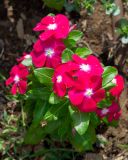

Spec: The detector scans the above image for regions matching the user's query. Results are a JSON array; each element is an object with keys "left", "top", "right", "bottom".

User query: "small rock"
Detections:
[
  {"left": 16, "top": 18, "right": 24, "bottom": 39},
  {"left": 20, "top": 13, "right": 27, "bottom": 20}
]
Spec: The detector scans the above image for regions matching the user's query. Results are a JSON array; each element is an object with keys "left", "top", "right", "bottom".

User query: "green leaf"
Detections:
[
  {"left": 76, "top": 47, "right": 92, "bottom": 58},
  {"left": 64, "top": 0, "right": 80, "bottom": 12},
  {"left": 64, "top": 30, "right": 83, "bottom": 48},
  {"left": 103, "top": 81, "right": 116, "bottom": 90},
  {"left": 34, "top": 68, "right": 54, "bottom": 86},
  {"left": 70, "top": 125, "right": 96, "bottom": 152},
  {"left": 62, "top": 48, "right": 74, "bottom": 63},
  {"left": 22, "top": 57, "right": 32, "bottom": 66},
  {"left": 44, "top": 101, "right": 68, "bottom": 121},
  {"left": 90, "top": 112, "right": 100, "bottom": 128},
  {"left": 49, "top": 92, "right": 63, "bottom": 104},
  {"left": 98, "top": 98, "right": 112, "bottom": 109},
  {"left": 28, "top": 87, "right": 51, "bottom": 101},
  {"left": 58, "top": 118, "right": 70, "bottom": 140},
  {"left": 69, "top": 106, "right": 90, "bottom": 135},
  {"left": 44, "top": 120, "right": 61, "bottom": 134},
  {"left": 102, "top": 66, "right": 118, "bottom": 87},
  {"left": 64, "top": 38, "right": 76, "bottom": 48},
  {"left": 33, "top": 101, "right": 50, "bottom": 125},
  {"left": 113, "top": 6, "right": 120, "bottom": 16},
  {"left": 68, "top": 30, "right": 83, "bottom": 42},
  {"left": 43, "top": 0, "right": 64, "bottom": 11},
  {"left": 23, "top": 98, "right": 35, "bottom": 115},
  {"left": 24, "top": 124, "right": 45, "bottom": 144}
]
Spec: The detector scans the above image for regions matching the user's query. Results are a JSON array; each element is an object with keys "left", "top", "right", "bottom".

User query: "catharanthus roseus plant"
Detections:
[{"left": 6, "top": 14, "right": 124, "bottom": 152}]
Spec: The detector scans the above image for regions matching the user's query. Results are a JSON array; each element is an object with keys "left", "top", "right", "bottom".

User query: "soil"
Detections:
[{"left": 0, "top": 0, "right": 128, "bottom": 159}]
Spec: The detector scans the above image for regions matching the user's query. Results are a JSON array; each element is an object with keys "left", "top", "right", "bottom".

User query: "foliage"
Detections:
[
  {"left": 5, "top": 14, "right": 124, "bottom": 154},
  {"left": 116, "top": 18, "right": 128, "bottom": 44},
  {"left": 42, "top": 0, "right": 120, "bottom": 16}
]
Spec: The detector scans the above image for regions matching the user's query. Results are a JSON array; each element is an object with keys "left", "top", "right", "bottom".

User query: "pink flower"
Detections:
[
  {"left": 17, "top": 52, "right": 32, "bottom": 62},
  {"left": 68, "top": 75, "right": 105, "bottom": 112},
  {"left": 33, "top": 14, "right": 70, "bottom": 40},
  {"left": 6, "top": 64, "right": 29, "bottom": 95},
  {"left": 110, "top": 75, "right": 124, "bottom": 97},
  {"left": 52, "top": 62, "right": 75, "bottom": 97},
  {"left": 31, "top": 38, "right": 65, "bottom": 68},
  {"left": 72, "top": 54, "right": 103, "bottom": 77},
  {"left": 96, "top": 102, "right": 121, "bottom": 122}
]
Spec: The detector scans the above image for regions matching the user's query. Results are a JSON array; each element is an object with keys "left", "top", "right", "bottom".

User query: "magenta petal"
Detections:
[
  {"left": 108, "top": 114, "right": 113, "bottom": 122},
  {"left": 31, "top": 51, "right": 46, "bottom": 68},
  {"left": 19, "top": 80, "right": 27, "bottom": 94},
  {"left": 33, "top": 23, "right": 46, "bottom": 31},
  {"left": 50, "top": 56, "right": 61, "bottom": 68},
  {"left": 78, "top": 98, "right": 97, "bottom": 112},
  {"left": 54, "top": 83, "right": 66, "bottom": 97},
  {"left": 39, "top": 30, "right": 54, "bottom": 41},
  {"left": 68, "top": 89, "right": 84, "bottom": 105},
  {"left": 41, "top": 16, "right": 55, "bottom": 25},
  {"left": 45, "top": 58, "right": 52, "bottom": 68},
  {"left": 34, "top": 39, "right": 43, "bottom": 53},
  {"left": 69, "top": 24, "right": 77, "bottom": 32},
  {"left": 92, "top": 89, "right": 105, "bottom": 103},
  {"left": 55, "top": 14, "right": 70, "bottom": 39},
  {"left": 6, "top": 77, "right": 14, "bottom": 86},
  {"left": 87, "top": 55, "right": 103, "bottom": 75},
  {"left": 109, "top": 103, "right": 119, "bottom": 113},
  {"left": 110, "top": 75, "right": 124, "bottom": 97},
  {"left": 114, "top": 110, "right": 121, "bottom": 120},
  {"left": 11, "top": 83, "right": 17, "bottom": 95},
  {"left": 72, "top": 54, "right": 84, "bottom": 64}
]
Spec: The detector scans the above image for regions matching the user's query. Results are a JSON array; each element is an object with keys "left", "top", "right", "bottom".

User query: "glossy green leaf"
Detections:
[
  {"left": 68, "top": 30, "right": 83, "bottom": 42},
  {"left": 44, "top": 120, "right": 61, "bottom": 134},
  {"left": 69, "top": 106, "right": 90, "bottom": 135},
  {"left": 70, "top": 125, "right": 96, "bottom": 152},
  {"left": 62, "top": 48, "right": 74, "bottom": 63},
  {"left": 22, "top": 57, "right": 32, "bottom": 66},
  {"left": 49, "top": 92, "right": 63, "bottom": 104},
  {"left": 24, "top": 124, "right": 45, "bottom": 144},
  {"left": 102, "top": 66, "right": 118, "bottom": 87},
  {"left": 98, "top": 98, "right": 112, "bottom": 109},
  {"left": 28, "top": 87, "right": 51, "bottom": 101},
  {"left": 44, "top": 101, "right": 68, "bottom": 121},
  {"left": 64, "top": 38, "right": 76, "bottom": 48},
  {"left": 76, "top": 47, "right": 92, "bottom": 58},
  {"left": 43, "top": 0, "right": 64, "bottom": 11},
  {"left": 33, "top": 101, "right": 50, "bottom": 125},
  {"left": 103, "top": 81, "right": 116, "bottom": 90},
  {"left": 34, "top": 68, "right": 54, "bottom": 86},
  {"left": 90, "top": 112, "right": 100, "bottom": 128},
  {"left": 58, "top": 118, "right": 70, "bottom": 140}
]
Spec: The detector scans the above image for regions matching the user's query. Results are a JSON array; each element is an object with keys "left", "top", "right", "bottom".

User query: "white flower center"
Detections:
[
  {"left": 24, "top": 54, "right": 31, "bottom": 59},
  {"left": 45, "top": 48, "right": 54, "bottom": 58},
  {"left": 79, "top": 64, "right": 91, "bottom": 72},
  {"left": 101, "top": 108, "right": 109, "bottom": 115},
  {"left": 47, "top": 23, "right": 57, "bottom": 30},
  {"left": 112, "top": 78, "right": 117, "bottom": 84},
  {"left": 84, "top": 88, "right": 93, "bottom": 98},
  {"left": 14, "top": 75, "right": 20, "bottom": 83},
  {"left": 56, "top": 75, "right": 62, "bottom": 83}
]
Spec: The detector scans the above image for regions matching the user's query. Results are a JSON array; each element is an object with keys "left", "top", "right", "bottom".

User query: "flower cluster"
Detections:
[
  {"left": 6, "top": 64, "right": 29, "bottom": 94},
  {"left": 52, "top": 54, "right": 124, "bottom": 121},
  {"left": 6, "top": 14, "right": 125, "bottom": 151},
  {"left": 6, "top": 14, "right": 70, "bottom": 94}
]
